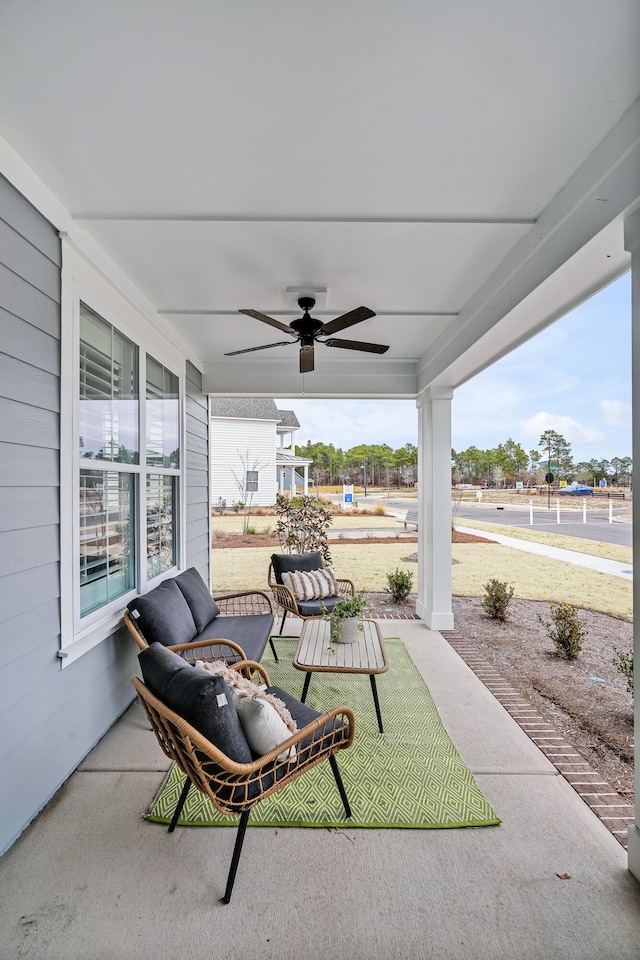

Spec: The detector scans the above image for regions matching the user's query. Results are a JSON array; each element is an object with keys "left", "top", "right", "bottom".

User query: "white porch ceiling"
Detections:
[{"left": 1, "top": 1, "right": 639, "bottom": 397}]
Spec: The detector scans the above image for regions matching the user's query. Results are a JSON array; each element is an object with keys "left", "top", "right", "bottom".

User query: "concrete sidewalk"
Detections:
[
  {"left": 455, "top": 524, "right": 634, "bottom": 580},
  {"left": 1, "top": 619, "right": 639, "bottom": 959}
]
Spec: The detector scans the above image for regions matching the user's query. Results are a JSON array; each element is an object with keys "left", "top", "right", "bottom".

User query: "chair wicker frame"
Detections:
[
  {"left": 124, "top": 588, "right": 277, "bottom": 664},
  {"left": 268, "top": 563, "right": 355, "bottom": 635},
  {"left": 132, "top": 660, "right": 355, "bottom": 903}
]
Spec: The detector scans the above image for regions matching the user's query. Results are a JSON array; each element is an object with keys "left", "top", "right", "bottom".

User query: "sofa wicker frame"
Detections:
[
  {"left": 132, "top": 659, "right": 355, "bottom": 904},
  {"left": 124, "top": 588, "right": 277, "bottom": 664}
]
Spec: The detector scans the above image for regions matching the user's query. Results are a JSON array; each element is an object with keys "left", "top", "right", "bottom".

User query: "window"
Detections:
[
  {"left": 246, "top": 470, "right": 259, "bottom": 492},
  {"left": 77, "top": 301, "right": 181, "bottom": 623},
  {"left": 146, "top": 357, "right": 180, "bottom": 578}
]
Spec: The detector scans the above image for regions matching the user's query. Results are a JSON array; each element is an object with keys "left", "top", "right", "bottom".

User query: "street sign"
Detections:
[{"left": 545, "top": 472, "right": 555, "bottom": 484}]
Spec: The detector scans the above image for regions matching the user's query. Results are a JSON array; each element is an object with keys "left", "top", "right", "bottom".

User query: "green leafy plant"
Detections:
[
  {"left": 245, "top": 525, "right": 256, "bottom": 535},
  {"left": 539, "top": 602, "right": 586, "bottom": 660},
  {"left": 386, "top": 567, "right": 414, "bottom": 602},
  {"left": 613, "top": 646, "right": 634, "bottom": 694},
  {"left": 275, "top": 494, "right": 333, "bottom": 565},
  {"left": 481, "top": 579, "right": 514, "bottom": 621},
  {"left": 322, "top": 592, "right": 371, "bottom": 644}
]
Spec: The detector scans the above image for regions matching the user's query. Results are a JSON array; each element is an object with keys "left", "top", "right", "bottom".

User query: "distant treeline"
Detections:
[
  {"left": 453, "top": 430, "right": 632, "bottom": 487},
  {"left": 295, "top": 441, "right": 418, "bottom": 487}
]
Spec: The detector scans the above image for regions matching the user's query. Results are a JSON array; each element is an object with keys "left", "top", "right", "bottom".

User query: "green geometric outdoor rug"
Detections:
[{"left": 147, "top": 638, "right": 500, "bottom": 830}]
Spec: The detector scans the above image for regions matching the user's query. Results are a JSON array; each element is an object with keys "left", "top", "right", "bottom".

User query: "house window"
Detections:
[
  {"left": 246, "top": 470, "right": 259, "bottom": 492},
  {"left": 77, "top": 301, "right": 181, "bottom": 621},
  {"left": 79, "top": 304, "right": 139, "bottom": 617}
]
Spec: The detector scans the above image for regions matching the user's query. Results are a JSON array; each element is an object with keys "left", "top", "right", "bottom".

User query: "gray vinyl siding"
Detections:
[
  {"left": 0, "top": 176, "right": 138, "bottom": 856},
  {"left": 185, "top": 361, "right": 210, "bottom": 582}
]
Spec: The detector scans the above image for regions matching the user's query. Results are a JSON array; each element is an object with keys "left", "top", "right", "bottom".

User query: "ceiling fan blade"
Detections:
[
  {"left": 224, "top": 340, "right": 293, "bottom": 357},
  {"left": 239, "top": 309, "right": 295, "bottom": 335},
  {"left": 299, "top": 344, "right": 314, "bottom": 373},
  {"left": 323, "top": 338, "right": 389, "bottom": 355},
  {"left": 321, "top": 306, "right": 376, "bottom": 336}
]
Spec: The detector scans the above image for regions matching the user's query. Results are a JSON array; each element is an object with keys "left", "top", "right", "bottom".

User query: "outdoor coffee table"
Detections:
[{"left": 293, "top": 618, "right": 389, "bottom": 733}]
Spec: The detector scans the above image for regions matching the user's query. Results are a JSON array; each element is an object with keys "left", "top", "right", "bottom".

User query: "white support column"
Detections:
[
  {"left": 625, "top": 208, "right": 640, "bottom": 880},
  {"left": 290, "top": 468, "right": 296, "bottom": 498},
  {"left": 415, "top": 386, "right": 454, "bottom": 630},
  {"left": 303, "top": 464, "right": 309, "bottom": 495}
]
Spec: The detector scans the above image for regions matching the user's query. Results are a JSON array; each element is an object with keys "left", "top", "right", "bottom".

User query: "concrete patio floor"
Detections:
[{"left": 1, "top": 620, "right": 639, "bottom": 960}]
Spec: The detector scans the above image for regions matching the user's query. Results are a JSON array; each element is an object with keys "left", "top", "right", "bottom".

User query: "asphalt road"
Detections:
[
  {"left": 453, "top": 503, "right": 632, "bottom": 548},
  {"left": 324, "top": 492, "right": 632, "bottom": 548}
]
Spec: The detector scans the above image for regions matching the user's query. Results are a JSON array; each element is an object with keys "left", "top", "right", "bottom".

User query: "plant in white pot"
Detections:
[{"left": 323, "top": 592, "right": 371, "bottom": 645}]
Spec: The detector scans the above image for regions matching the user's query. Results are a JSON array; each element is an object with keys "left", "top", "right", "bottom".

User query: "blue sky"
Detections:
[{"left": 278, "top": 271, "right": 631, "bottom": 463}]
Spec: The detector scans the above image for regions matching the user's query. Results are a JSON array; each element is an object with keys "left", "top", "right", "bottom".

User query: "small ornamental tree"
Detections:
[{"left": 275, "top": 494, "right": 333, "bottom": 565}]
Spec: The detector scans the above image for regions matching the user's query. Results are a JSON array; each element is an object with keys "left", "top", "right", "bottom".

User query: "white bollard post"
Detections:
[
  {"left": 529, "top": 499, "right": 533, "bottom": 525},
  {"left": 609, "top": 499, "right": 613, "bottom": 524},
  {"left": 556, "top": 498, "right": 560, "bottom": 524},
  {"left": 583, "top": 498, "right": 587, "bottom": 524}
]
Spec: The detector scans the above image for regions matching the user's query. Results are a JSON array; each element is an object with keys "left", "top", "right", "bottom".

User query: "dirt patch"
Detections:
[
  {"left": 452, "top": 596, "right": 634, "bottom": 801},
  {"left": 212, "top": 529, "right": 492, "bottom": 550}
]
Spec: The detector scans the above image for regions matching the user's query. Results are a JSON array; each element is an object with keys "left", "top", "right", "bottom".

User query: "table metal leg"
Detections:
[
  {"left": 370, "top": 674, "right": 383, "bottom": 733},
  {"left": 301, "top": 672, "right": 311, "bottom": 703}
]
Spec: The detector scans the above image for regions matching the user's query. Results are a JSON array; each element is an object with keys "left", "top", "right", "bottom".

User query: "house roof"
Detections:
[
  {"left": 210, "top": 398, "right": 282, "bottom": 421},
  {"left": 275, "top": 409, "right": 300, "bottom": 429}
]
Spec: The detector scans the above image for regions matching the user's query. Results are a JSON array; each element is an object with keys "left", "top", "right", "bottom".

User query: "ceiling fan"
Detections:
[{"left": 225, "top": 296, "right": 389, "bottom": 373}]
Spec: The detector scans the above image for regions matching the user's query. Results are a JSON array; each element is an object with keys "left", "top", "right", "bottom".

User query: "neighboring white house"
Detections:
[{"left": 210, "top": 399, "right": 312, "bottom": 507}]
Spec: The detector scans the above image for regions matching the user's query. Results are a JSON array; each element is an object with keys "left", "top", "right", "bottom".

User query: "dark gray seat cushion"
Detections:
[
  {"left": 295, "top": 596, "right": 339, "bottom": 617},
  {"left": 192, "top": 614, "right": 274, "bottom": 663},
  {"left": 174, "top": 567, "right": 220, "bottom": 632},
  {"left": 138, "top": 643, "right": 253, "bottom": 764},
  {"left": 267, "top": 685, "right": 352, "bottom": 759},
  {"left": 127, "top": 579, "right": 197, "bottom": 647},
  {"left": 271, "top": 551, "right": 323, "bottom": 584}
]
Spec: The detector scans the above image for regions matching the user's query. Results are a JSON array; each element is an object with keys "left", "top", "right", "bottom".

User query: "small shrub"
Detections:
[
  {"left": 481, "top": 579, "right": 514, "bottom": 621},
  {"left": 540, "top": 602, "right": 586, "bottom": 660},
  {"left": 245, "top": 525, "right": 256, "bottom": 535},
  {"left": 374, "top": 504, "right": 386, "bottom": 516},
  {"left": 262, "top": 524, "right": 272, "bottom": 535},
  {"left": 386, "top": 567, "right": 414, "bottom": 602},
  {"left": 613, "top": 646, "right": 634, "bottom": 694}
]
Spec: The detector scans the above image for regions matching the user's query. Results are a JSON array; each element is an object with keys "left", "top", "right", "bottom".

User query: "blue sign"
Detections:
[{"left": 344, "top": 493, "right": 353, "bottom": 502}]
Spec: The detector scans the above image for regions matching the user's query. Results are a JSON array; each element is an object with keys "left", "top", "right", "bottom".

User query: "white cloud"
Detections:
[
  {"left": 277, "top": 399, "right": 417, "bottom": 450},
  {"left": 600, "top": 398, "right": 630, "bottom": 427},
  {"left": 520, "top": 411, "right": 604, "bottom": 446}
]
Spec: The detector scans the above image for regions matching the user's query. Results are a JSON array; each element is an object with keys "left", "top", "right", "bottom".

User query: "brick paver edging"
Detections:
[{"left": 441, "top": 630, "right": 635, "bottom": 849}]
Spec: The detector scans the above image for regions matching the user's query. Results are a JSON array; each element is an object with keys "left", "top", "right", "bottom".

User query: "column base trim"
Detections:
[
  {"left": 628, "top": 825, "right": 640, "bottom": 882},
  {"left": 416, "top": 601, "right": 454, "bottom": 631}
]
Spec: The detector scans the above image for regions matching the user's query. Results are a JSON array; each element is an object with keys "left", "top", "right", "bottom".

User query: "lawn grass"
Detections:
[
  {"left": 211, "top": 513, "right": 397, "bottom": 534},
  {"left": 454, "top": 518, "right": 632, "bottom": 564},
  {"left": 213, "top": 539, "right": 632, "bottom": 619}
]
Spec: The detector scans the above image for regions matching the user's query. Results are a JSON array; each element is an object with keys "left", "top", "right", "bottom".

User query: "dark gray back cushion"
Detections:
[
  {"left": 271, "top": 551, "right": 323, "bottom": 584},
  {"left": 138, "top": 644, "right": 252, "bottom": 764},
  {"left": 127, "top": 578, "right": 197, "bottom": 647},
  {"left": 174, "top": 567, "right": 220, "bottom": 632}
]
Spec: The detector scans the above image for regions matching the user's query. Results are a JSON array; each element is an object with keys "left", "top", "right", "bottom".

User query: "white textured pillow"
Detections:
[
  {"left": 234, "top": 696, "right": 297, "bottom": 762},
  {"left": 282, "top": 568, "right": 338, "bottom": 601}
]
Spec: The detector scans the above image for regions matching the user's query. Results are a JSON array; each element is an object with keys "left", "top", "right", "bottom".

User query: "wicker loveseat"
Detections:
[
  {"left": 134, "top": 642, "right": 355, "bottom": 903},
  {"left": 124, "top": 566, "right": 277, "bottom": 664}
]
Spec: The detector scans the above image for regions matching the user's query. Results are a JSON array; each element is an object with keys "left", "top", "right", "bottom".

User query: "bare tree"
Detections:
[{"left": 230, "top": 448, "right": 268, "bottom": 534}]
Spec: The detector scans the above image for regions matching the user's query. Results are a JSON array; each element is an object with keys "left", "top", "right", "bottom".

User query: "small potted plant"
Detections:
[{"left": 323, "top": 591, "right": 370, "bottom": 644}]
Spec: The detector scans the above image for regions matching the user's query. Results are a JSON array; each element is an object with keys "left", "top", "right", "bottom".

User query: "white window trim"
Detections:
[{"left": 59, "top": 278, "right": 185, "bottom": 667}]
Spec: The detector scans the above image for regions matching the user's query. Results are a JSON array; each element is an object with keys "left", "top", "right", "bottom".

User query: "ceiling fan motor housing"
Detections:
[{"left": 290, "top": 297, "right": 323, "bottom": 342}]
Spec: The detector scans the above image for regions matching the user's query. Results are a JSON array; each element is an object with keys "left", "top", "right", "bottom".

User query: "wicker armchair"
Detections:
[
  {"left": 132, "top": 658, "right": 355, "bottom": 904},
  {"left": 268, "top": 551, "right": 355, "bottom": 635}
]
